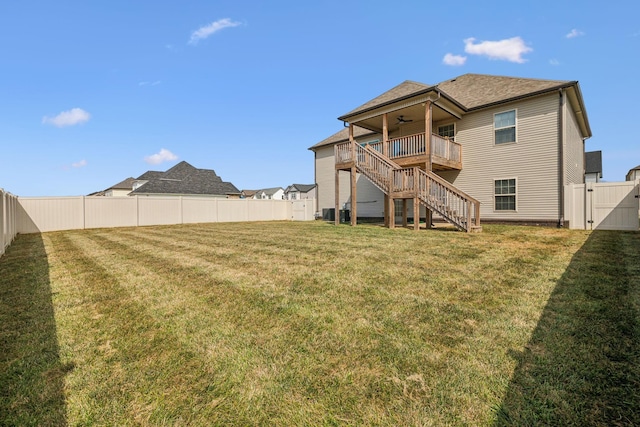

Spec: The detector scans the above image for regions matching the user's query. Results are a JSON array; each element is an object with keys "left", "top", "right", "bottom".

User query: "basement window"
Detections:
[
  {"left": 495, "top": 178, "right": 517, "bottom": 211},
  {"left": 494, "top": 110, "right": 516, "bottom": 144}
]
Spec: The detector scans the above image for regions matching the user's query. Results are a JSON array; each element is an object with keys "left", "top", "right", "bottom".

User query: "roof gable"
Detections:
[
  {"left": 340, "top": 80, "right": 430, "bottom": 119},
  {"left": 289, "top": 184, "right": 316, "bottom": 192}
]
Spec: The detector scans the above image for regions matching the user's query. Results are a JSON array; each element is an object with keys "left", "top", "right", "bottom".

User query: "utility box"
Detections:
[{"left": 322, "top": 208, "right": 350, "bottom": 223}]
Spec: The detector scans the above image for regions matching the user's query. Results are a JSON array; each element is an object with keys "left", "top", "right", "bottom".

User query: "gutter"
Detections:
[{"left": 558, "top": 89, "right": 565, "bottom": 228}]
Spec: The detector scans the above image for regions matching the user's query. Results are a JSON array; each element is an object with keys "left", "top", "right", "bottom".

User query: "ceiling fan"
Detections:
[{"left": 396, "top": 115, "right": 413, "bottom": 125}]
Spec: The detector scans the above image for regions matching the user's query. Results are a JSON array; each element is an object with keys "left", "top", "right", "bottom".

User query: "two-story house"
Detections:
[
  {"left": 284, "top": 184, "right": 317, "bottom": 200},
  {"left": 309, "top": 74, "right": 591, "bottom": 231}
]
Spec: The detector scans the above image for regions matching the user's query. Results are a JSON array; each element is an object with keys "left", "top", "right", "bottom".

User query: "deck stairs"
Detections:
[{"left": 339, "top": 142, "right": 481, "bottom": 232}]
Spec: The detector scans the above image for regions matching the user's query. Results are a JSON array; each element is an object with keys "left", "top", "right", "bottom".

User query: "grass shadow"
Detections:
[
  {"left": 495, "top": 230, "right": 640, "bottom": 425},
  {"left": 0, "top": 233, "right": 69, "bottom": 426}
]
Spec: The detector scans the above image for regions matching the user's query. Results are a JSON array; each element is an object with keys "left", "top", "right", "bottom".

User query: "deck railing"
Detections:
[
  {"left": 361, "top": 133, "right": 462, "bottom": 165},
  {"left": 388, "top": 166, "right": 480, "bottom": 231},
  {"left": 336, "top": 139, "right": 480, "bottom": 232}
]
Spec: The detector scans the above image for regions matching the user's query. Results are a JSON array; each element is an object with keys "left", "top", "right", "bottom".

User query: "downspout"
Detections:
[{"left": 557, "top": 89, "right": 564, "bottom": 228}]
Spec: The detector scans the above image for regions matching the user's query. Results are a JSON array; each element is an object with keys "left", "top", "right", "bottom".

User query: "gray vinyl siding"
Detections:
[
  {"left": 440, "top": 93, "right": 561, "bottom": 221},
  {"left": 563, "top": 93, "right": 585, "bottom": 185}
]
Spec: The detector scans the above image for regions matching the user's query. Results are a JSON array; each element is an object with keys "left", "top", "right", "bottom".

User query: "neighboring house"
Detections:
[
  {"left": 255, "top": 187, "right": 284, "bottom": 200},
  {"left": 585, "top": 151, "right": 603, "bottom": 183},
  {"left": 129, "top": 161, "right": 240, "bottom": 198},
  {"left": 88, "top": 177, "right": 136, "bottom": 197},
  {"left": 309, "top": 73, "right": 592, "bottom": 230},
  {"left": 284, "top": 184, "right": 317, "bottom": 200},
  {"left": 626, "top": 165, "right": 640, "bottom": 181},
  {"left": 105, "top": 177, "right": 136, "bottom": 197},
  {"left": 241, "top": 189, "right": 258, "bottom": 199}
]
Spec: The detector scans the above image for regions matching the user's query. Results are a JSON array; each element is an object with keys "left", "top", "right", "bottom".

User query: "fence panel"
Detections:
[
  {"left": 182, "top": 197, "right": 219, "bottom": 224},
  {"left": 138, "top": 197, "right": 182, "bottom": 226},
  {"left": 85, "top": 197, "right": 138, "bottom": 229},
  {"left": 1, "top": 189, "right": 19, "bottom": 257},
  {"left": 17, "top": 197, "right": 84, "bottom": 233},
  {"left": 16, "top": 196, "right": 315, "bottom": 234},
  {"left": 564, "top": 181, "right": 639, "bottom": 230}
]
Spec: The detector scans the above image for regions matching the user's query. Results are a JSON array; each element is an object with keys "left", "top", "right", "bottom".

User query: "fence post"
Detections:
[{"left": 1, "top": 190, "right": 5, "bottom": 255}]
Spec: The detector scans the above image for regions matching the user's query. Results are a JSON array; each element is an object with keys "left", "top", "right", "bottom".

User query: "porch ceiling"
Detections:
[{"left": 353, "top": 103, "right": 455, "bottom": 134}]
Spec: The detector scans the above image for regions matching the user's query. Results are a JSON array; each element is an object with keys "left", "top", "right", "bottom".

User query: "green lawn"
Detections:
[{"left": 1, "top": 221, "right": 638, "bottom": 426}]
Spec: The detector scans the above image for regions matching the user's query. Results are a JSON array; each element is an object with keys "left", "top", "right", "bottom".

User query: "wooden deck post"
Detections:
[
  {"left": 413, "top": 166, "right": 420, "bottom": 230},
  {"left": 382, "top": 113, "right": 389, "bottom": 157},
  {"left": 388, "top": 195, "right": 395, "bottom": 229},
  {"left": 351, "top": 166, "right": 357, "bottom": 226},
  {"left": 384, "top": 194, "right": 389, "bottom": 226},
  {"left": 334, "top": 168, "right": 340, "bottom": 226},
  {"left": 425, "top": 100, "right": 433, "bottom": 172},
  {"left": 349, "top": 124, "right": 357, "bottom": 226}
]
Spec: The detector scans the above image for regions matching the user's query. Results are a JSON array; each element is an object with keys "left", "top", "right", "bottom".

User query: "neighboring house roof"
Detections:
[
  {"left": 241, "top": 189, "right": 258, "bottom": 197},
  {"left": 137, "top": 170, "right": 163, "bottom": 180},
  {"left": 88, "top": 177, "right": 135, "bottom": 196},
  {"left": 130, "top": 161, "right": 240, "bottom": 196},
  {"left": 627, "top": 164, "right": 640, "bottom": 180},
  {"left": 110, "top": 177, "right": 136, "bottom": 190},
  {"left": 585, "top": 151, "right": 603, "bottom": 176},
  {"left": 287, "top": 184, "right": 316, "bottom": 192},
  {"left": 257, "top": 187, "right": 284, "bottom": 196}
]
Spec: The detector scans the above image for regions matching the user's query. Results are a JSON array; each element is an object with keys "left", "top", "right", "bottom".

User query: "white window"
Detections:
[
  {"left": 494, "top": 178, "right": 517, "bottom": 211},
  {"left": 290, "top": 192, "right": 297, "bottom": 200},
  {"left": 437, "top": 123, "right": 455, "bottom": 141},
  {"left": 494, "top": 110, "right": 516, "bottom": 144}
]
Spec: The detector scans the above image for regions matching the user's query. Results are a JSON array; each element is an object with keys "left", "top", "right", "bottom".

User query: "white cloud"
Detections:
[
  {"left": 443, "top": 53, "right": 467, "bottom": 66},
  {"left": 566, "top": 29, "right": 585, "bottom": 39},
  {"left": 189, "top": 18, "right": 241, "bottom": 45},
  {"left": 42, "top": 108, "right": 91, "bottom": 128},
  {"left": 139, "top": 81, "right": 161, "bottom": 86},
  {"left": 72, "top": 159, "right": 87, "bottom": 168},
  {"left": 144, "top": 148, "right": 178, "bottom": 165},
  {"left": 549, "top": 59, "right": 560, "bottom": 66},
  {"left": 463, "top": 36, "right": 532, "bottom": 63}
]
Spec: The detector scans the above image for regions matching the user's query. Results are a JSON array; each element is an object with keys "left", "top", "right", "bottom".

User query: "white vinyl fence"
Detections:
[
  {"left": 565, "top": 180, "right": 640, "bottom": 230},
  {"left": 1, "top": 189, "right": 19, "bottom": 257},
  {"left": 17, "top": 196, "right": 316, "bottom": 234}
]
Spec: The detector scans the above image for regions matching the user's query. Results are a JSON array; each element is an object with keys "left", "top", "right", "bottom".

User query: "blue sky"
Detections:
[{"left": 1, "top": 0, "right": 638, "bottom": 196}]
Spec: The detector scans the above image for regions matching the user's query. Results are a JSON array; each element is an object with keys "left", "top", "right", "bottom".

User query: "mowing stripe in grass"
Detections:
[
  {"left": 5, "top": 222, "right": 622, "bottom": 425},
  {"left": 47, "top": 232, "right": 251, "bottom": 425}
]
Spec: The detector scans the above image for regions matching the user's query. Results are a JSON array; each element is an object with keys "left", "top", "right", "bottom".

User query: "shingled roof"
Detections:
[
  {"left": 287, "top": 184, "right": 316, "bottom": 192},
  {"left": 339, "top": 74, "right": 574, "bottom": 120},
  {"left": 130, "top": 161, "right": 240, "bottom": 196},
  {"left": 309, "top": 126, "right": 376, "bottom": 150},
  {"left": 313, "top": 73, "right": 588, "bottom": 151},
  {"left": 585, "top": 151, "right": 603, "bottom": 175},
  {"left": 110, "top": 177, "right": 136, "bottom": 190},
  {"left": 437, "top": 74, "right": 572, "bottom": 110}
]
